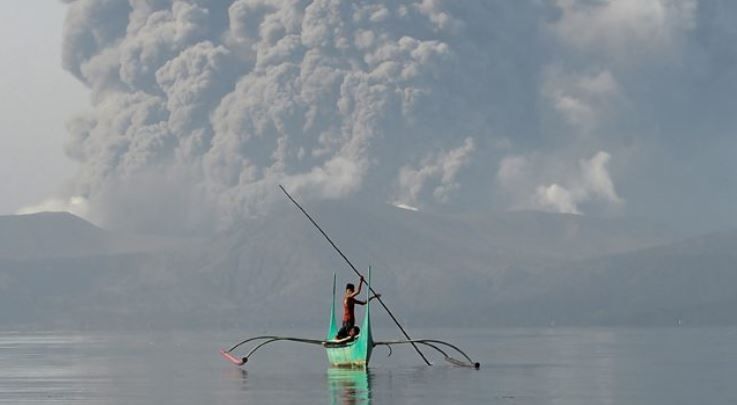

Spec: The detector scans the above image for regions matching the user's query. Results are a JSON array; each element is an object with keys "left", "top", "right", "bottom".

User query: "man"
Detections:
[{"left": 336, "top": 277, "right": 380, "bottom": 338}]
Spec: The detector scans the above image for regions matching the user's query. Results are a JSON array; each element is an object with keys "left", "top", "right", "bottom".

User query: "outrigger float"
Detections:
[{"left": 220, "top": 186, "right": 479, "bottom": 370}]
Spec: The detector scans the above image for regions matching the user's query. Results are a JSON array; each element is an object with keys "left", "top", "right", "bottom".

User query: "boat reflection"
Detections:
[{"left": 327, "top": 368, "right": 371, "bottom": 405}]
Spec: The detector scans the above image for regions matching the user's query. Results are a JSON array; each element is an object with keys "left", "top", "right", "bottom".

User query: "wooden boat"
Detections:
[
  {"left": 220, "top": 186, "right": 478, "bottom": 370},
  {"left": 324, "top": 271, "right": 373, "bottom": 368},
  {"left": 221, "top": 267, "right": 478, "bottom": 369}
]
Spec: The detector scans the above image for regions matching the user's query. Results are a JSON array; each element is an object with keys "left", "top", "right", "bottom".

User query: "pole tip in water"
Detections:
[{"left": 474, "top": 362, "right": 480, "bottom": 369}]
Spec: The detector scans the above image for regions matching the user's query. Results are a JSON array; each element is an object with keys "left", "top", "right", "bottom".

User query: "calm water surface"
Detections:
[{"left": 0, "top": 327, "right": 735, "bottom": 404}]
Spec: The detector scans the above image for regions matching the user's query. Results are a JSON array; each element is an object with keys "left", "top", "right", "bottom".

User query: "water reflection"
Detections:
[
  {"left": 327, "top": 368, "right": 371, "bottom": 405},
  {"left": 223, "top": 367, "right": 249, "bottom": 392},
  {"left": 3, "top": 329, "right": 735, "bottom": 404}
]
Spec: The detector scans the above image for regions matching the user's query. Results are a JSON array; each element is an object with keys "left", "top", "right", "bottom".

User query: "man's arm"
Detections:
[
  {"left": 348, "top": 277, "right": 364, "bottom": 298},
  {"left": 354, "top": 293, "right": 380, "bottom": 306}
]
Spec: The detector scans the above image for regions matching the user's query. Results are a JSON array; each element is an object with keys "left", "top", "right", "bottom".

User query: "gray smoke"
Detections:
[{"left": 58, "top": 0, "right": 737, "bottom": 234}]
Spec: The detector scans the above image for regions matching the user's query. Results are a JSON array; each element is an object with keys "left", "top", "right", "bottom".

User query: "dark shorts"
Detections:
[{"left": 336, "top": 320, "right": 354, "bottom": 338}]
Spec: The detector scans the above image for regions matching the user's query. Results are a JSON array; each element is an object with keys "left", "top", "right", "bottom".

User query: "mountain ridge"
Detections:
[{"left": 0, "top": 206, "right": 732, "bottom": 328}]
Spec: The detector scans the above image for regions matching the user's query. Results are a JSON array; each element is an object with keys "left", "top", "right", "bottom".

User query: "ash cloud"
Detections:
[
  {"left": 60, "top": 0, "right": 547, "bottom": 232},
  {"left": 57, "top": 0, "right": 737, "bottom": 233}
]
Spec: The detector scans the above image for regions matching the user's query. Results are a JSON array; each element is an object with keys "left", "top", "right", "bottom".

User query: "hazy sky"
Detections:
[
  {"left": 4, "top": 1, "right": 737, "bottom": 235},
  {"left": 0, "top": 2, "right": 87, "bottom": 215}
]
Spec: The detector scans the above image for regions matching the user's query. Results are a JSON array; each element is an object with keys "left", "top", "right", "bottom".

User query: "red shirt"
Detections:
[{"left": 343, "top": 296, "right": 356, "bottom": 323}]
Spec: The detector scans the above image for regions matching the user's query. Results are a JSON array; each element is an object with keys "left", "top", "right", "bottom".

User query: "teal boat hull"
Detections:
[{"left": 325, "top": 269, "right": 373, "bottom": 368}]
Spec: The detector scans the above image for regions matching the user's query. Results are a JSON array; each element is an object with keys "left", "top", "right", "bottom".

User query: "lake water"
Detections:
[{"left": 0, "top": 327, "right": 735, "bottom": 404}]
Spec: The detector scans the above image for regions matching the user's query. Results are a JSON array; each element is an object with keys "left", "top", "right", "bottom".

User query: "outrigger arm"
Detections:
[
  {"left": 221, "top": 336, "right": 480, "bottom": 369},
  {"left": 374, "top": 339, "right": 480, "bottom": 369},
  {"left": 220, "top": 336, "right": 325, "bottom": 366}
]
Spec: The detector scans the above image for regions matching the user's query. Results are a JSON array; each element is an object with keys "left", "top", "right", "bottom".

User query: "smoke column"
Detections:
[{"left": 61, "top": 0, "right": 724, "bottom": 233}]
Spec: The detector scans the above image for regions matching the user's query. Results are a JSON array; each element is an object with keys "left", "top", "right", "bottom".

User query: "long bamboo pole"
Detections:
[{"left": 278, "top": 185, "right": 432, "bottom": 366}]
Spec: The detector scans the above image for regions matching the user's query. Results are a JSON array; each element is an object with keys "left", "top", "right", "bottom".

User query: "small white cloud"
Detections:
[
  {"left": 394, "top": 137, "right": 475, "bottom": 209},
  {"left": 580, "top": 151, "right": 623, "bottom": 204},
  {"left": 16, "top": 196, "right": 90, "bottom": 219},
  {"left": 282, "top": 155, "right": 366, "bottom": 200},
  {"left": 551, "top": 0, "right": 697, "bottom": 61},
  {"left": 497, "top": 155, "right": 530, "bottom": 189},
  {"left": 393, "top": 202, "right": 419, "bottom": 212},
  {"left": 535, "top": 183, "right": 580, "bottom": 215},
  {"left": 544, "top": 69, "right": 623, "bottom": 134},
  {"left": 497, "top": 150, "right": 623, "bottom": 215}
]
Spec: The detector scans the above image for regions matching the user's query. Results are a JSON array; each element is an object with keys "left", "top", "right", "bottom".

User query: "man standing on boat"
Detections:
[{"left": 337, "top": 277, "right": 380, "bottom": 338}]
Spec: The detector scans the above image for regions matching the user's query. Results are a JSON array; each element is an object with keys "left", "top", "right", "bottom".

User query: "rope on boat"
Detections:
[{"left": 374, "top": 339, "right": 480, "bottom": 369}]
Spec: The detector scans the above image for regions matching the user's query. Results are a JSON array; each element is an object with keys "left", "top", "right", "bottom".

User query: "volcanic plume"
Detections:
[{"left": 59, "top": 0, "right": 733, "bottom": 234}]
